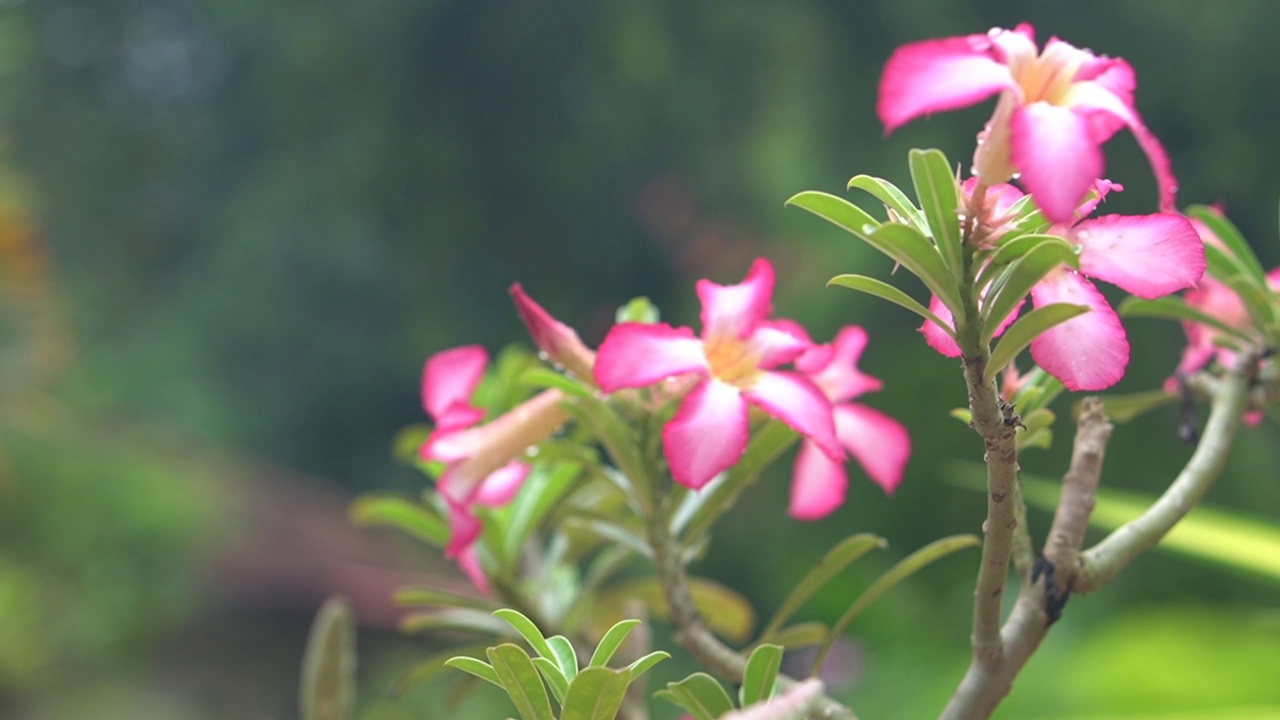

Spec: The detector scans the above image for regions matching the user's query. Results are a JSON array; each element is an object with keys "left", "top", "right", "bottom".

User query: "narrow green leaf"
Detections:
[
  {"left": 493, "top": 609, "right": 557, "bottom": 661},
  {"left": 349, "top": 494, "right": 448, "bottom": 547},
  {"left": 400, "top": 608, "right": 510, "bottom": 636},
  {"left": 1016, "top": 408, "right": 1056, "bottom": 452},
  {"left": 786, "top": 190, "right": 964, "bottom": 315},
  {"left": 518, "top": 366, "right": 593, "bottom": 398},
  {"left": 624, "top": 650, "right": 669, "bottom": 680},
  {"left": 985, "top": 304, "right": 1091, "bottom": 384},
  {"left": 759, "top": 533, "right": 887, "bottom": 642},
  {"left": 1081, "top": 388, "right": 1178, "bottom": 424},
  {"left": 562, "top": 515, "right": 653, "bottom": 559},
  {"left": 827, "top": 274, "right": 955, "bottom": 338},
  {"left": 1119, "top": 296, "right": 1257, "bottom": 342},
  {"left": 987, "top": 233, "right": 1078, "bottom": 267},
  {"left": 488, "top": 644, "right": 556, "bottom": 720},
  {"left": 616, "top": 296, "right": 660, "bottom": 324},
  {"left": 502, "top": 462, "right": 582, "bottom": 565},
  {"left": 816, "top": 535, "right": 980, "bottom": 673},
  {"left": 561, "top": 667, "right": 632, "bottom": 720},
  {"left": 588, "top": 619, "right": 640, "bottom": 668},
  {"left": 1187, "top": 205, "right": 1267, "bottom": 284},
  {"left": 444, "top": 656, "right": 502, "bottom": 688},
  {"left": 596, "top": 578, "right": 756, "bottom": 643},
  {"left": 1203, "top": 242, "right": 1244, "bottom": 284},
  {"left": 1223, "top": 273, "right": 1277, "bottom": 330},
  {"left": 847, "top": 174, "right": 927, "bottom": 231},
  {"left": 909, "top": 148, "right": 964, "bottom": 282},
  {"left": 392, "top": 586, "right": 490, "bottom": 610},
  {"left": 677, "top": 420, "right": 799, "bottom": 542},
  {"left": 300, "top": 597, "right": 356, "bottom": 720},
  {"left": 739, "top": 644, "right": 784, "bottom": 706},
  {"left": 765, "top": 622, "right": 828, "bottom": 649},
  {"left": 981, "top": 242, "right": 1080, "bottom": 343},
  {"left": 656, "top": 673, "right": 736, "bottom": 720},
  {"left": 531, "top": 656, "right": 569, "bottom": 705},
  {"left": 546, "top": 635, "right": 579, "bottom": 678}
]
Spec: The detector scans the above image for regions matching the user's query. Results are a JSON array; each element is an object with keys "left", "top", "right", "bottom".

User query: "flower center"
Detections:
[
  {"left": 704, "top": 334, "right": 763, "bottom": 387},
  {"left": 1016, "top": 45, "right": 1084, "bottom": 106}
]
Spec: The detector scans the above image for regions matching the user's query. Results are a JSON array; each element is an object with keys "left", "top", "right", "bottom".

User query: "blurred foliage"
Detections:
[{"left": 0, "top": 0, "right": 1278, "bottom": 718}]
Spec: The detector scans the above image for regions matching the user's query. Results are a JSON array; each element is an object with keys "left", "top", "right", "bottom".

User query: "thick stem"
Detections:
[
  {"left": 1042, "top": 397, "right": 1112, "bottom": 593},
  {"left": 1074, "top": 358, "right": 1253, "bottom": 593}
]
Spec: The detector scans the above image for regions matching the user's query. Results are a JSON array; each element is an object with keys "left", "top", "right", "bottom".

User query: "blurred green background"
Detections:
[{"left": 2, "top": 0, "right": 1279, "bottom": 718}]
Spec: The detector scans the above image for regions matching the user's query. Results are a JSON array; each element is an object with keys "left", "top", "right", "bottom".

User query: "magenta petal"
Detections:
[
  {"left": 751, "top": 320, "right": 813, "bottom": 368},
  {"left": 877, "top": 34, "right": 1014, "bottom": 132},
  {"left": 920, "top": 293, "right": 962, "bottom": 357},
  {"left": 1030, "top": 270, "right": 1129, "bottom": 391},
  {"left": 743, "top": 371, "right": 843, "bottom": 462},
  {"left": 835, "top": 403, "right": 911, "bottom": 495},
  {"left": 662, "top": 379, "right": 750, "bottom": 489},
  {"left": 472, "top": 460, "right": 530, "bottom": 507},
  {"left": 698, "top": 258, "right": 775, "bottom": 341},
  {"left": 422, "top": 345, "right": 488, "bottom": 429},
  {"left": 1075, "top": 213, "right": 1205, "bottom": 298},
  {"left": 510, "top": 283, "right": 596, "bottom": 381},
  {"left": 789, "top": 440, "right": 848, "bottom": 521},
  {"left": 455, "top": 545, "right": 490, "bottom": 594},
  {"left": 593, "top": 322, "right": 706, "bottom": 392},
  {"left": 444, "top": 501, "right": 482, "bottom": 559},
  {"left": 1011, "top": 103, "right": 1102, "bottom": 223},
  {"left": 802, "top": 326, "right": 883, "bottom": 403},
  {"left": 421, "top": 427, "right": 473, "bottom": 464}
]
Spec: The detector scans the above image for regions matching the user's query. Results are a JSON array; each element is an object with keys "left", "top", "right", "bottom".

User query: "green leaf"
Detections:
[
  {"left": 300, "top": 597, "right": 356, "bottom": 720},
  {"left": 909, "top": 148, "right": 964, "bottom": 282},
  {"left": 985, "top": 303, "right": 1091, "bottom": 385},
  {"left": 786, "top": 190, "right": 963, "bottom": 315},
  {"left": 487, "top": 644, "right": 556, "bottom": 720},
  {"left": 739, "top": 644, "right": 784, "bottom": 706},
  {"left": 532, "top": 656, "right": 570, "bottom": 704},
  {"left": 624, "top": 650, "right": 669, "bottom": 679},
  {"left": 503, "top": 462, "right": 583, "bottom": 566},
  {"left": 400, "top": 608, "right": 510, "bottom": 636},
  {"left": 1223, "top": 273, "right": 1277, "bottom": 330},
  {"left": 1187, "top": 205, "right": 1267, "bottom": 284},
  {"left": 759, "top": 533, "right": 887, "bottom": 642},
  {"left": 827, "top": 274, "right": 955, "bottom": 337},
  {"left": 616, "top": 296, "right": 660, "bottom": 324},
  {"left": 847, "top": 174, "right": 927, "bottom": 231},
  {"left": 561, "top": 667, "right": 632, "bottom": 720},
  {"left": 1118, "top": 296, "right": 1257, "bottom": 342},
  {"left": 1081, "top": 388, "right": 1178, "bottom": 424},
  {"left": 980, "top": 241, "right": 1080, "bottom": 343},
  {"left": 443, "top": 656, "right": 502, "bottom": 688},
  {"left": 392, "top": 424, "right": 433, "bottom": 464},
  {"left": 656, "top": 673, "right": 737, "bottom": 720},
  {"left": 547, "top": 635, "right": 579, "bottom": 678},
  {"left": 596, "top": 578, "right": 756, "bottom": 643},
  {"left": 493, "top": 609, "right": 557, "bottom": 661},
  {"left": 816, "top": 535, "right": 980, "bottom": 673},
  {"left": 588, "top": 619, "right": 640, "bottom": 668},
  {"left": 349, "top": 494, "right": 448, "bottom": 547},
  {"left": 1017, "top": 475, "right": 1280, "bottom": 584},
  {"left": 765, "top": 622, "right": 828, "bottom": 649},
  {"left": 987, "top": 233, "right": 1079, "bottom": 267},
  {"left": 1016, "top": 408, "right": 1056, "bottom": 452},
  {"left": 392, "top": 586, "right": 490, "bottom": 610},
  {"left": 518, "top": 366, "right": 593, "bottom": 398}
]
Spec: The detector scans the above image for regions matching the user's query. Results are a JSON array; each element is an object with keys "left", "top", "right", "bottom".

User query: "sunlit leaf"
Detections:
[
  {"left": 847, "top": 174, "right": 927, "bottom": 231},
  {"left": 615, "top": 296, "right": 660, "bottom": 324},
  {"left": 443, "top": 656, "right": 502, "bottom": 688},
  {"left": 908, "top": 148, "right": 964, "bottom": 281},
  {"left": 759, "top": 533, "right": 887, "bottom": 643},
  {"left": 561, "top": 667, "right": 632, "bottom": 720},
  {"left": 547, "top": 634, "right": 579, "bottom": 678},
  {"left": 985, "top": 303, "right": 1091, "bottom": 384},
  {"left": 624, "top": 650, "right": 669, "bottom": 679},
  {"left": 588, "top": 619, "right": 640, "bottom": 668},
  {"left": 739, "top": 644, "right": 783, "bottom": 707},
  {"left": 503, "top": 462, "right": 582, "bottom": 565},
  {"left": 827, "top": 274, "right": 955, "bottom": 337},
  {"left": 518, "top": 366, "right": 594, "bottom": 398},
  {"left": 300, "top": 597, "right": 356, "bottom": 720},
  {"left": 400, "top": 608, "right": 510, "bottom": 636},
  {"left": 655, "top": 673, "right": 736, "bottom": 720},
  {"left": 981, "top": 242, "right": 1080, "bottom": 343},
  {"left": 487, "top": 644, "right": 556, "bottom": 720},
  {"left": 494, "top": 609, "right": 557, "bottom": 661},
  {"left": 532, "top": 656, "right": 569, "bottom": 704}
]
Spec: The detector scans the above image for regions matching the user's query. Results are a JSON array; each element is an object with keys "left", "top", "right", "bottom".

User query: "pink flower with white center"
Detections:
[
  {"left": 420, "top": 345, "right": 570, "bottom": 592},
  {"left": 789, "top": 326, "right": 910, "bottom": 520},
  {"left": 878, "top": 23, "right": 1176, "bottom": 223},
  {"left": 594, "top": 258, "right": 843, "bottom": 490},
  {"left": 920, "top": 182, "right": 1203, "bottom": 391}
]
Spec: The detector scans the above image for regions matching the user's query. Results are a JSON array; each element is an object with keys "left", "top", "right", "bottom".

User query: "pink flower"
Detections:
[
  {"left": 594, "top": 258, "right": 842, "bottom": 489},
  {"left": 922, "top": 182, "right": 1204, "bottom": 391},
  {"left": 878, "top": 23, "right": 1176, "bottom": 223},
  {"left": 510, "top": 283, "right": 596, "bottom": 382},
  {"left": 789, "top": 326, "right": 910, "bottom": 520},
  {"left": 420, "top": 345, "right": 570, "bottom": 592}
]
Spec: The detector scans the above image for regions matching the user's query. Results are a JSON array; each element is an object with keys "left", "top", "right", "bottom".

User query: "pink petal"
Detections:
[
  {"left": 455, "top": 545, "right": 490, "bottom": 595},
  {"left": 920, "top": 293, "right": 962, "bottom": 357},
  {"left": 510, "top": 283, "right": 596, "bottom": 381},
  {"left": 1067, "top": 78, "right": 1178, "bottom": 213},
  {"left": 662, "top": 379, "right": 750, "bottom": 489},
  {"left": 1074, "top": 213, "right": 1205, "bottom": 298},
  {"left": 698, "top": 258, "right": 775, "bottom": 341},
  {"left": 472, "top": 460, "right": 531, "bottom": 507},
  {"left": 835, "top": 403, "right": 911, "bottom": 495},
  {"left": 743, "top": 371, "right": 843, "bottom": 462},
  {"left": 751, "top": 320, "right": 813, "bottom": 368},
  {"left": 444, "top": 501, "right": 482, "bottom": 558},
  {"left": 798, "top": 326, "right": 883, "bottom": 402},
  {"left": 594, "top": 322, "right": 706, "bottom": 392},
  {"left": 789, "top": 440, "right": 848, "bottom": 521},
  {"left": 422, "top": 345, "right": 488, "bottom": 430},
  {"left": 421, "top": 427, "right": 472, "bottom": 464},
  {"left": 1029, "top": 270, "right": 1129, "bottom": 391},
  {"left": 878, "top": 34, "right": 1015, "bottom": 132},
  {"left": 1011, "top": 102, "right": 1102, "bottom": 223}
]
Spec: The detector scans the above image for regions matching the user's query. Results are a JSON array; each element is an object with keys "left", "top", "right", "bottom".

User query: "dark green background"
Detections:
[{"left": 2, "top": 1, "right": 1279, "bottom": 718}]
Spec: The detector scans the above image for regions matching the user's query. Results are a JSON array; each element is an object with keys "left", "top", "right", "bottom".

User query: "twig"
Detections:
[{"left": 1042, "top": 397, "right": 1113, "bottom": 600}]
